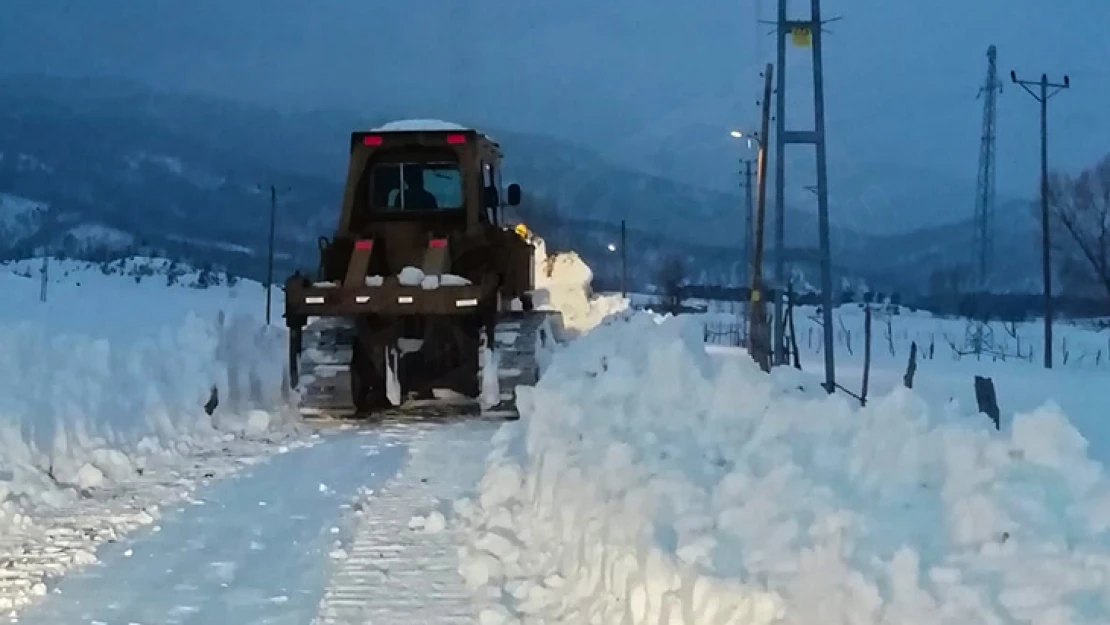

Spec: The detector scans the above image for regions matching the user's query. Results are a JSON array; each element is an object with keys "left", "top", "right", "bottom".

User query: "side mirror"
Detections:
[{"left": 507, "top": 183, "right": 521, "bottom": 207}]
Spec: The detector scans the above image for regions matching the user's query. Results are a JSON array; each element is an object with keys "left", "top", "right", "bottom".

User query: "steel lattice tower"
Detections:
[{"left": 973, "top": 45, "right": 1002, "bottom": 289}]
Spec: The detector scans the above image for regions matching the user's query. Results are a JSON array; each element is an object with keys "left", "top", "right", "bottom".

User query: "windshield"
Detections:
[{"left": 370, "top": 162, "right": 463, "bottom": 211}]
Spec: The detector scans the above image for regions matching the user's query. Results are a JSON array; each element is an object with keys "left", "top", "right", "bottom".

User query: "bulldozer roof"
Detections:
[{"left": 355, "top": 118, "right": 503, "bottom": 161}]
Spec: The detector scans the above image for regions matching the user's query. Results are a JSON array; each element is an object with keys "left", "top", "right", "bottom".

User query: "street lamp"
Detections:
[{"left": 729, "top": 129, "right": 762, "bottom": 151}]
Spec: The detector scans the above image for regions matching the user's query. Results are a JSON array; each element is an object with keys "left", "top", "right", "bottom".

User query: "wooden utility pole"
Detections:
[
  {"left": 739, "top": 159, "right": 755, "bottom": 284},
  {"left": 747, "top": 63, "right": 774, "bottom": 372},
  {"left": 1011, "top": 70, "right": 1069, "bottom": 369}
]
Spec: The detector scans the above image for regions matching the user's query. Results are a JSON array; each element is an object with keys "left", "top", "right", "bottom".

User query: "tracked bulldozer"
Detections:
[{"left": 284, "top": 121, "right": 560, "bottom": 420}]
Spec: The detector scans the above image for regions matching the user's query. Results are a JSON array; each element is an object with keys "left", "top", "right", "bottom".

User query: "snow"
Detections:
[
  {"left": 398, "top": 268, "right": 473, "bottom": 290},
  {"left": 166, "top": 233, "right": 254, "bottom": 256},
  {"left": 457, "top": 311, "right": 1110, "bottom": 624},
  {"left": 530, "top": 235, "right": 628, "bottom": 337},
  {"left": 17, "top": 430, "right": 405, "bottom": 625},
  {"left": 696, "top": 301, "right": 1110, "bottom": 463},
  {"left": 62, "top": 223, "right": 135, "bottom": 251},
  {"left": 314, "top": 421, "right": 497, "bottom": 624},
  {"left": 480, "top": 345, "right": 501, "bottom": 409},
  {"left": 398, "top": 266, "right": 425, "bottom": 286},
  {"left": 0, "top": 193, "right": 48, "bottom": 244},
  {"left": 8, "top": 238, "right": 1110, "bottom": 624},
  {"left": 385, "top": 347, "right": 402, "bottom": 406},
  {"left": 0, "top": 256, "right": 298, "bottom": 613},
  {"left": 374, "top": 118, "right": 472, "bottom": 132}
]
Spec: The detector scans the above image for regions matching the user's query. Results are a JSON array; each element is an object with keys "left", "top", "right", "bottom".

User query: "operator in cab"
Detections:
[{"left": 394, "top": 166, "right": 438, "bottom": 210}]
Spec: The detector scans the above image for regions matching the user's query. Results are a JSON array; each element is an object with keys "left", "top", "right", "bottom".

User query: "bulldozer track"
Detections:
[{"left": 293, "top": 311, "right": 558, "bottom": 422}]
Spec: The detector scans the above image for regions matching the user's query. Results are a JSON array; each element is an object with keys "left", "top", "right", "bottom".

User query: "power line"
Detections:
[{"left": 1010, "top": 69, "right": 1070, "bottom": 369}]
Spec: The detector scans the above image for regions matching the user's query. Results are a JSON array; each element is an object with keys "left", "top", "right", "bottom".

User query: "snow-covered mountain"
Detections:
[{"left": 0, "top": 75, "right": 1048, "bottom": 296}]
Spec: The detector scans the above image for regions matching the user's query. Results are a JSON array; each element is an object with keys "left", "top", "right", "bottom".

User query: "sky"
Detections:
[{"left": 2, "top": 0, "right": 1108, "bottom": 232}]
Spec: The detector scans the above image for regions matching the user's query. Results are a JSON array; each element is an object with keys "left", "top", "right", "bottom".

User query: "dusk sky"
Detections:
[{"left": 2, "top": 0, "right": 1107, "bottom": 229}]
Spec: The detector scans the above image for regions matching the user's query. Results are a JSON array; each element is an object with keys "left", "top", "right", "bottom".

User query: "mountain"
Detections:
[{"left": 0, "top": 75, "right": 1047, "bottom": 297}]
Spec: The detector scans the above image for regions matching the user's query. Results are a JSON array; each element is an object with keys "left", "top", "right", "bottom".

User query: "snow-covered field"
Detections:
[{"left": 692, "top": 301, "right": 1110, "bottom": 464}]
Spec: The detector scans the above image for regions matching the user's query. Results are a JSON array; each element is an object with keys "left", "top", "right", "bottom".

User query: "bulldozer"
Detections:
[{"left": 283, "top": 121, "right": 560, "bottom": 420}]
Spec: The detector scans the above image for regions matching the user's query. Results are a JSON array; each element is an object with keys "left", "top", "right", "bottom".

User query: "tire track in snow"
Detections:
[
  {"left": 15, "top": 429, "right": 407, "bottom": 625},
  {"left": 314, "top": 420, "right": 499, "bottom": 625}
]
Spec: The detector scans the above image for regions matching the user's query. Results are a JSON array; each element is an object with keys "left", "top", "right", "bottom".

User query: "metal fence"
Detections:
[{"left": 703, "top": 321, "right": 746, "bottom": 347}]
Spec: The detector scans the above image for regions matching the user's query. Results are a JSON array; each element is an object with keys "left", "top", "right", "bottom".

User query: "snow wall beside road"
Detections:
[
  {"left": 457, "top": 312, "right": 1110, "bottom": 625},
  {"left": 0, "top": 262, "right": 293, "bottom": 510}
]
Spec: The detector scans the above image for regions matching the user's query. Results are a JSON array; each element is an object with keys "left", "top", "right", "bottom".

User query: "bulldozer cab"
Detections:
[{"left": 339, "top": 128, "right": 520, "bottom": 238}]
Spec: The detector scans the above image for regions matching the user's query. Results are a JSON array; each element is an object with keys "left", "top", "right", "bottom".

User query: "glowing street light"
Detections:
[
  {"left": 607, "top": 243, "right": 617, "bottom": 252},
  {"left": 729, "top": 129, "right": 761, "bottom": 151}
]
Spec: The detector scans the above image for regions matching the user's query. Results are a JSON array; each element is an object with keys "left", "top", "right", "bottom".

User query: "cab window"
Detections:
[{"left": 370, "top": 162, "right": 463, "bottom": 212}]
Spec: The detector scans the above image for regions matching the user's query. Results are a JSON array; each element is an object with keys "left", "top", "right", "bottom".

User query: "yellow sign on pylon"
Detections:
[{"left": 790, "top": 26, "right": 812, "bottom": 47}]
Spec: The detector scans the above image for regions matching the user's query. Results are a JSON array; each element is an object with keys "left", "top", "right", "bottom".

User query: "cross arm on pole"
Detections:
[
  {"left": 1015, "top": 81, "right": 1042, "bottom": 101},
  {"left": 1011, "top": 71, "right": 1070, "bottom": 101}
]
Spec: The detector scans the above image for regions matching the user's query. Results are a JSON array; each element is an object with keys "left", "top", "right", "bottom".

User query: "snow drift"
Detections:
[
  {"left": 457, "top": 313, "right": 1110, "bottom": 624},
  {"left": 0, "top": 259, "right": 292, "bottom": 507}
]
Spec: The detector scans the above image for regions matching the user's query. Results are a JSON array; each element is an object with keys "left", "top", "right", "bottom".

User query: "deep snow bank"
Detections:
[
  {"left": 530, "top": 236, "right": 626, "bottom": 337},
  {"left": 457, "top": 313, "right": 1110, "bottom": 624},
  {"left": 0, "top": 259, "right": 293, "bottom": 507}
]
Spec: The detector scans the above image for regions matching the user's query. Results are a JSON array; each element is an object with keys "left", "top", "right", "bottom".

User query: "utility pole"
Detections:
[
  {"left": 739, "top": 159, "right": 755, "bottom": 284},
  {"left": 1011, "top": 70, "right": 1069, "bottom": 369},
  {"left": 747, "top": 63, "right": 774, "bottom": 373},
  {"left": 769, "top": 0, "right": 838, "bottom": 391},
  {"left": 772, "top": 0, "right": 788, "bottom": 368},
  {"left": 259, "top": 184, "right": 292, "bottom": 325},
  {"left": 620, "top": 219, "right": 627, "bottom": 298}
]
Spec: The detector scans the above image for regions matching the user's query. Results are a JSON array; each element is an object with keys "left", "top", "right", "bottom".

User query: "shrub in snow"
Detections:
[{"left": 457, "top": 312, "right": 1110, "bottom": 625}]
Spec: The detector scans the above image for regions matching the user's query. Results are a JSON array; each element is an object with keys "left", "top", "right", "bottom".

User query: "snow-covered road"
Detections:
[
  {"left": 16, "top": 420, "right": 497, "bottom": 625},
  {"left": 314, "top": 419, "right": 498, "bottom": 625}
]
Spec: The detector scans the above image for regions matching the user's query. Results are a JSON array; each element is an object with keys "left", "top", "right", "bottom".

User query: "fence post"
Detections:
[
  {"left": 903, "top": 342, "right": 918, "bottom": 389},
  {"left": 974, "top": 376, "right": 1000, "bottom": 430}
]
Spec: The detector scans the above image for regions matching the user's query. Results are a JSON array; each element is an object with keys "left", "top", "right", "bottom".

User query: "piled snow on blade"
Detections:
[
  {"left": 456, "top": 313, "right": 1110, "bottom": 625},
  {"left": 530, "top": 236, "right": 627, "bottom": 337}
]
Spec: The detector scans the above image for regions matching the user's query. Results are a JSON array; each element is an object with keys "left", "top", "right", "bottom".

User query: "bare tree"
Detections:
[
  {"left": 1047, "top": 154, "right": 1110, "bottom": 310},
  {"left": 656, "top": 254, "right": 685, "bottom": 314}
]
